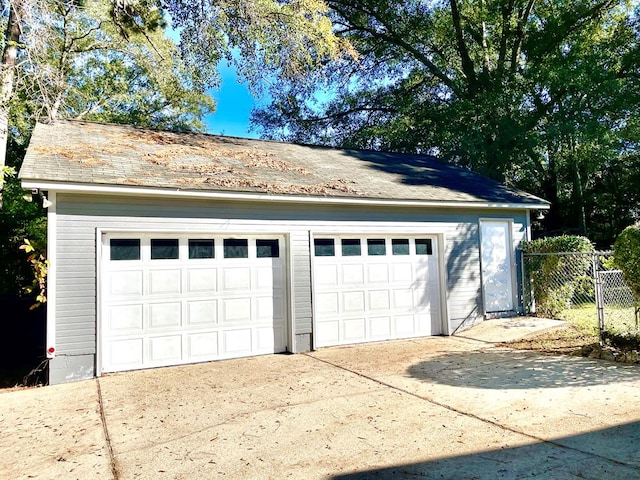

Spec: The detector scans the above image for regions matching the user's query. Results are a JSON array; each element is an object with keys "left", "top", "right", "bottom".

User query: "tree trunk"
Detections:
[
  {"left": 571, "top": 151, "right": 587, "bottom": 236},
  {"left": 0, "top": 0, "right": 24, "bottom": 206},
  {"left": 542, "top": 146, "right": 561, "bottom": 234}
]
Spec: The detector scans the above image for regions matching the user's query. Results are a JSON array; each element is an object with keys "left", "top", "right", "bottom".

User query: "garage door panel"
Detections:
[
  {"left": 315, "top": 320, "right": 339, "bottom": 345},
  {"left": 149, "top": 335, "right": 182, "bottom": 362},
  {"left": 109, "top": 304, "right": 143, "bottom": 331},
  {"left": 315, "top": 264, "right": 338, "bottom": 285},
  {"left": 367, "top": 264, "right": 389, "bottom": 283},
  {"left": 414, "top": 261, "right": 437, "bottom": 282},
  {"left": 110, "top": 271, "right": 143, "bottom": 296},
  {"left": 256, "top": 296, "right": 276, "bottom": 321},
  {"left": 416, "top": 313, "right": 439, "bottom": 335},
  {"left": 222, "top": 297, "right": 252, "bottom": 323},
  {"left": 316, "top": 292, "right": 339, "bottom": 314},
  {"left": 148, "top": 302, "right": 182, "bottom": 328},
  {"left": 393, "top": 289, "right": 414, "bottom": 309},
  {"left": 102, "top": 234, "right": 287, "bottom": 373},
  {"left": 187, "top": 300, "right": 218, "bottom": 325},
  {"left": 187, "top": 332, "right": 218, "bottom": 358},
  {"left": 149, "top": 269, "right": 181, "bottom": 295},
  {"left": 343, "top": 291, "right": 365, "bottom": 312},
  {"left": 108, "top": 338, "right": 143, "bottom": 367},
  {"left": 187, "top": 269, "right": 217, "bottom": 293},
  {"left": 369, "top": 316, "right": 391, "bottom": 337},
  {"left": 369, "top": 290, "right": 390, "bottom": 311},
  {"left": 391, "top": 263, "right": 413, "bottom": 283},
  {"left": 343, "top": 318, "right": 366, "bottom": 340},
  {"left": 222, "top": 267, "right": 251, "bottom": 291},
  {"left": 412, "top": 287, "right": 431, "bottom": 310},
  {"left": 255, "top": 266, "right": 279, "bottom": 289},
  {"left": 256, "top": 326, "right": 284, "bottom": 351},
  {"left": 223, "top": 329, "right": 252, "bottom": 354},
  {"left": 394, "top": 315, "right": 415, "bottom": 335},
  {"left": 341, "top": 264, "right": 364, "bottom": 285}
]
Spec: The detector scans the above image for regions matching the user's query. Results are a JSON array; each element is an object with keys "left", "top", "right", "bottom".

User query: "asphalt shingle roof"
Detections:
[{"left": 19, "top": 120, "right": 547, "bottom": 206}]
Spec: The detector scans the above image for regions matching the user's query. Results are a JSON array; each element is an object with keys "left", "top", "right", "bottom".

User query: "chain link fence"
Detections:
[
  {"left": 597, "top": 269, "right": 639, "bottom": 333},
  {"left": 521, "top": 251, "right": 638, "bottom": 338}
]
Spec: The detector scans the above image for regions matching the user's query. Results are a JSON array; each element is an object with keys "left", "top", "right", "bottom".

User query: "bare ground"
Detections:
[{"left": 500, "top": 323, "right": 600, "bottom": 355}]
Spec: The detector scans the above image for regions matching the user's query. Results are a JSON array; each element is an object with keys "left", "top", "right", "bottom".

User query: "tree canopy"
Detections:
[
  {"left": 0, "top": 0, "right": 351, "bottom": 297},
  {"left": 0, "top": 0, "right": 351, "bottom": 150},
  {"left": 254, "top": 0, "right": 640, "bottom": 247}
]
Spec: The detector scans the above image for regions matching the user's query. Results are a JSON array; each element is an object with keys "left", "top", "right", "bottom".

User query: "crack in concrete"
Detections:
[{"left": 96, "top": 378, "right": 120, "bottom": 480}]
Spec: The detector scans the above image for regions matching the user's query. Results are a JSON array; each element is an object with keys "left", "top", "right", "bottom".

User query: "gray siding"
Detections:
[{"left": 51, "top": 192, "right": 528, "bottom": 382}]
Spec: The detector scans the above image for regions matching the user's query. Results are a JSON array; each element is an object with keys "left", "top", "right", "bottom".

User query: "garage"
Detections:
[
  {"left": 100, "top": 233, "right": 287, "bottom": 373},
  {"left": 312, "top": 236, "right": 442, "bottom": 347},
  {"left": 20, "top": 120, "right": 549, "bottom": 384}
]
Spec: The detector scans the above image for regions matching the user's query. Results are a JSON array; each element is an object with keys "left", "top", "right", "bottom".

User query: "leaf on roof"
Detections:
[
  {"left": 31, "top": 145, "right": 114, "bottom": 167},
  {"left": 172, "top": 163, "right": 244, "bottom": 176},
  {"left": 180, "top": 175, "right": 364, "bottom": 196},
  {"left": 246, "top": 157, "right": 312, "bottom": 175}
]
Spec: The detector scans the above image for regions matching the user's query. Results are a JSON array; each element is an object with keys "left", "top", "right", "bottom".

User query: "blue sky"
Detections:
[{"left": 205, "top": 62, "right": 260, "bottom": 139}]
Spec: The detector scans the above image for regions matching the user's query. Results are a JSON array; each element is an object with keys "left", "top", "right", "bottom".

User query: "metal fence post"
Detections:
[
  {"left": 593, "top": 253, "right": 605, "bottom": 342},
  {"left": 520, "top": 250, "right": 534, "bottom": 314}
]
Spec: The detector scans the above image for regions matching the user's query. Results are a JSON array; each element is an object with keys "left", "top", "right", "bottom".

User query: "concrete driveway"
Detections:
[{"left": 2, "top": 318, "right": 640, "bottom": 479}]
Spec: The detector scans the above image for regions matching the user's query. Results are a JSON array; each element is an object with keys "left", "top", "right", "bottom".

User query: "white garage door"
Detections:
[
  {"left": 313, "top": 236, "right": 442, "bottom": 347},
  {"left": 100, "top": 233, "right": 287, "bottom": 373}
]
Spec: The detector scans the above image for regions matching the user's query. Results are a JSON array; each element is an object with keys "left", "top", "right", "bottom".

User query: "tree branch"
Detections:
[{"left": 449, "top": 0, "right": 478, "bottom": 92}]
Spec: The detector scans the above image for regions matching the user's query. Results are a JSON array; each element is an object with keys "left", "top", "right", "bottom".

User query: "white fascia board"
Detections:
[{"left": 20, "top": 180, "right": 551, "bottom": 211}]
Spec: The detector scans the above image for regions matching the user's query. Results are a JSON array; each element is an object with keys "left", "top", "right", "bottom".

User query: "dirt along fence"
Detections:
[{"left": 521, "top": 251, "right": 638, "bottom": 341}]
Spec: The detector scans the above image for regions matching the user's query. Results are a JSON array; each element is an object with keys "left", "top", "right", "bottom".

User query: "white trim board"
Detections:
[{"left": 21, "top": 181, "right": 550, "bottom": 211}]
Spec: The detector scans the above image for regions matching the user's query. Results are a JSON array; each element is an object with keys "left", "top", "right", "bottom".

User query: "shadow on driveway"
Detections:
[
  {"left": 406, "top": 350, "right": 640, "bottom": 389},
  {"left": 332, "top": 421, "right": 640, "bottom": 479}
]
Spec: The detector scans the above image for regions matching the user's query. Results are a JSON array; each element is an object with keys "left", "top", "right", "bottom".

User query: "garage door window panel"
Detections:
[
  {"left": 224, "top": 239, "right": 249, "bottom": 258},
  {"left": 110, "top": 239, "right": 141, "bottom": 261},
  {"left": 392, "top": 239, "right": 410, "bottom": 255},
  {"left": 341, "top": 239, "right": 361, "bottom": 256},
  {"left": 367, "top": 239, "right": 386, "bottom": 256},
  {"left": 416, "top": 239, "right": 433, "bottom": 255},
  {"left": 314, "top": 238, "right": 335, "bottom": 257},
  {"left": 256, "top": 239, "right": 279, "bottom": 258},
  {"left": 151, "top": 239, "right": 179, "bottom": 260},
  {"left": 189, "top": 239, "right": 215, "bottom": 259}
]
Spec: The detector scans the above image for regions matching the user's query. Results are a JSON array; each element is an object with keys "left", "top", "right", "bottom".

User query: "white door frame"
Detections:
[{"left": 479, "top": 219, "right": 518, "bottom": 315}]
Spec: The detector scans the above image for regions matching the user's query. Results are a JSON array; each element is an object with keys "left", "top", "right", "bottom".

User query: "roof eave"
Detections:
[{"left": 20, "top": 180, "right": 551, "bottom": 210}]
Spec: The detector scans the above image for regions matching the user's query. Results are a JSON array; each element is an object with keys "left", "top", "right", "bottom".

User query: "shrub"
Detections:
[
  {"left": 611, "top": 223, "right": 640, "bottom": 299},
  {"left": 522, "top": 235, "right": 594, "bottom": 318}
]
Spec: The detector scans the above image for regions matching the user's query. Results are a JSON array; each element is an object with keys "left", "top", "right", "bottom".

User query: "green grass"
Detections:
[
  {"left": 506, "top": 302, "right": 640, "bottom": 356},
  {"left": 559, "top": 303, "right": 599, "bottom": 335}
]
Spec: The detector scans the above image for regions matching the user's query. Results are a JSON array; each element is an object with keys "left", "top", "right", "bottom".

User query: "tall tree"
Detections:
[
  {"left": 19, "top": 0, "right": 215, "bottom": 131},
  {"left": 254, "top": 0, "right": 640, "bottom": 245},
  {"left": 0, "top": 0, "right": 351, "bottom": 200}
]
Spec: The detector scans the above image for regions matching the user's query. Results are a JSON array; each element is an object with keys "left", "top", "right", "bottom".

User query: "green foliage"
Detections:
[
  {"left": 254, "top": 0, "right": 640, "bottom": 246},
  {"left": 522, "top": 235, "right": 594, "bottom": 317},
  {"left": 19, "top": 0, "right": 215, "bottom": 131},
  {"left": 19, "top": 238, "right": 49, "bottom": 309},
  {"left": 162, "top": 0, "right": 353, "bottom": 93},
  {"left": 1, "top": 166, "right": 16, "bottom": 188},
  {"left": 611, "top": 223, "right": 640, "bottom": 299},
  {"left": 0, "top": 175, "right": 47, "bottom": 298}
]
